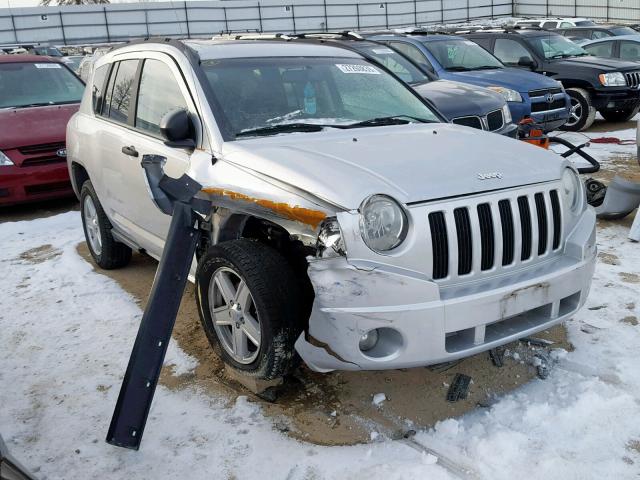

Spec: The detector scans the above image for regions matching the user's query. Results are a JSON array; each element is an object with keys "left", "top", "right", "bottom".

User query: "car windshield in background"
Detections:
[
  {"left": 0, "top": 62, "right": 84, "bottom": 109},
  {"left": 356, "top": 45, "right": 430, "bottom": 84},
  {"left": 575, "top": 20, "right": 596, "bottom": 26},
  {"left": 526, "top": 35, "right": 589, "bottom": 59},
  {"left": 610, "top": 26, "right": 639, "bottom": 36},
  {"left": 33, "top": 46, "right": 63, "bottom": 57},
  {"left": 422, "top": 39, "right": 504, "bottom": 71},
  {"left": 201, "top": 57, "right": 439, "bottom": 138}
]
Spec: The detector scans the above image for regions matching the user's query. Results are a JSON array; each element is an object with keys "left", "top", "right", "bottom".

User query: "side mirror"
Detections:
[
  {"left": 160, "top": 109, "right": 195, "bottom": 149},
  {"left": 517, "top": 56, "right": 535, "bottom": 69}
]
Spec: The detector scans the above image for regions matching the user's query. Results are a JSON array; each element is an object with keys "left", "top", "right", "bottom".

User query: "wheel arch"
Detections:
[{"left": 70, "top": 161, "right": 90, "bottom": 200}]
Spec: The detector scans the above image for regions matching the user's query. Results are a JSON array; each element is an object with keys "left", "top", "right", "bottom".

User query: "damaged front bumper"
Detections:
[{"left": 295, "top": 208, "right": 597, "bottom": 372}]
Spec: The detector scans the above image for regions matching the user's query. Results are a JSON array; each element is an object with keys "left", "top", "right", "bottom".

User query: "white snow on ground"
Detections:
[{"left": 1, "top": 138, "right": 640, "bottom": 479}]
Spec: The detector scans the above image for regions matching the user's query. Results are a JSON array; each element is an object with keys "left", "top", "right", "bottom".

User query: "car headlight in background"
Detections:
[
  {"left": 0, "top": 151, "right": 14, "bottom": 166},
  {"left": 501, "top": 103, "right": 512, "bottom": 124},
  {"left": 316, "top": 218, "right": 346, "bottom": 258},
  {"left": 486, "top": 86, "right": 523, "bottom": 102},
  {"left": 359, "top": 194, "right": 408, "bottom": 252},
  {"left": 598, "top": 72, "right": 626, "bottom": 87},
  {"left": 561, "top": 167, "right": 584, "bottom": 213}
]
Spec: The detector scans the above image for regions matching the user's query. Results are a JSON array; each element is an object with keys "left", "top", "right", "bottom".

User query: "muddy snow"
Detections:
[{"left": 1, "top": 120, "right": 640, "bottom": 479}]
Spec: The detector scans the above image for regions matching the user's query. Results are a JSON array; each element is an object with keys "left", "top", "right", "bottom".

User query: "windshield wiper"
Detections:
[
  {"left": 342, "top": 115, "right": 433, "bottom": 128},
  {"left": 10, "top": 102, "right": 54, "bottom": 108},
  {"left": 446, "top": 66, "right": 472, "bottom": 71},
  {"left": 235, "top": 122, "right": 332, "bottom": 138},
  {"left": 466, "top": 65, "right": 502, "bottom": 70}
]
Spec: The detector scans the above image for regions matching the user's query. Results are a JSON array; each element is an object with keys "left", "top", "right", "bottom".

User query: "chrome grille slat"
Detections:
[
  {"left": 625, "top": 71, "right": 640, "bottom": 88},
  {"left": 425, "top": 185, "right": 561, "bottom": 283}
]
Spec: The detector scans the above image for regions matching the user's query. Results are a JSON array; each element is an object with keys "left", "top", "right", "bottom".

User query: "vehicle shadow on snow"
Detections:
[{"left": 75, "top": 242, "right": 572, "bottom": 446}]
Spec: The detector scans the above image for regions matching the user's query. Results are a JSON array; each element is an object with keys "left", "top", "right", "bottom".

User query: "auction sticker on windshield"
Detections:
[
  {"left": 335, "top": 64, "right": 380, "bottom": 74},
  {"left": 34, "top": 63, "right": 61, "bottom": 69}
]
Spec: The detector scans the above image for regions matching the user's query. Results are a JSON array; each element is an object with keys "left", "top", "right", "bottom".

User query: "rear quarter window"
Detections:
[{"left": 91, "top": 64, "right": 109, "bottom": 114}]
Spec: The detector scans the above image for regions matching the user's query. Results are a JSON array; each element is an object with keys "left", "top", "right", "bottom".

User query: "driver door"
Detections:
[{"left": 116, "top": 53, "right": 201, "bottom": 258}]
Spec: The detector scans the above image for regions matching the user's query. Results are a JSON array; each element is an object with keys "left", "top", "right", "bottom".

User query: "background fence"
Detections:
[
  {"left": 514, "top": 0, "right": 640, "bottom": 24},
  {"left": 0, "top": 0, "right": 513, "bottom": 45}
]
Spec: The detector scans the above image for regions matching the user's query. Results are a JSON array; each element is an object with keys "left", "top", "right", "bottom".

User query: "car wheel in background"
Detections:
[
  {"left": 599, "top": 107, "right": 639, "bottom": 123},
  {"left": 80, "top": 180, "right": 132, "bottom": 269},
  {"left": 560, "top": 88, "right": 596, "bottom": 131},
  {"left": 195, "top": 239, "right": 303, "bottom": 380}
]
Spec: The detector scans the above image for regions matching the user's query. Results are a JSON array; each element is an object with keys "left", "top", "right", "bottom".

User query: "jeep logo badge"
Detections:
[
  {"left": 477, "top": 172, "right": 503, "bottom": 180},
  {"left": 56, "top": 148, "right": 67, "bottom": 158}
]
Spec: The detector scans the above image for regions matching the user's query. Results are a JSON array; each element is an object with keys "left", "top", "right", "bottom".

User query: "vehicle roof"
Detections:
[
  {"left": 186, "top": 39, "right": 361, "bottom": 59},
  {"left": 583, "top": 34, "right": 640, "bottom": 45},
  {"left": 556, "top": 25, "right": 619, "bottom": 30},
  {"left": 0, "top": 54, "right": 59, "bottom": 63},
  {"left": 467, "top": 29, "right": 560, "bottom": 38}
]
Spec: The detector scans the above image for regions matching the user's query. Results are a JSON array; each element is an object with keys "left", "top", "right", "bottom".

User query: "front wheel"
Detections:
[
  {"left": 560, "top": 88, "right": 596, "bottom": 132},
  {"left": 599, "top": 107, "right": 639, "bottom": 123},
  {"left": 195, "top": 239, "right": 303, "bottom": 380}
]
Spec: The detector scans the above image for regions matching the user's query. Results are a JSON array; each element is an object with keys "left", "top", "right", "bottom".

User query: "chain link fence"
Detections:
[{"left": 0, "top": 0, "right": 513, "bottom": 46}]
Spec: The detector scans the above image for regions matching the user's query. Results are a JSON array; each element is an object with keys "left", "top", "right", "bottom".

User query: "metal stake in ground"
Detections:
[{"left": 106, "top": 155, "right": 209, "bottom": 450}]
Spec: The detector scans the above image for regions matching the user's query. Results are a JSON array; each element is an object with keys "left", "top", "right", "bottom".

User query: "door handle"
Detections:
[{"left": 121, "top": 145, "right": 139, "bottom": 157}]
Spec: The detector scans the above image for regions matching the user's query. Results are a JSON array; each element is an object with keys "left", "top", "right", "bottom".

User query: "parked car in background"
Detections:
[
  {"left": 364, "top": 31, "right": 570, "bottom": 132},
  {"left": 68, "top": 39, "right": 596, "bottom": 379},
  {"left": 514, "top": 17, "right": 595, "bottom": 29},
  {"left": 0, "top": 43, "right": 64, "bottom": 57},
  {"left": 63, "top": 55, "right": 85, "bottom": 73},
  {"left": 76, "top": 47, "right": 110, "bottom": 82},
  {"left": 556, "top": 25, "right": 640, "bottom": 42},
  {"left": 0, "top": 55, "right": 84, "bottom": 206},
  {"left": 583, "top": 35, "right": 640, "bottom": 63},
  {"left": 466, "top": 29, "right": 640, "bottom": 129},
  {"left": 231, "top": 32, "right": 517, "bottom": 136}
]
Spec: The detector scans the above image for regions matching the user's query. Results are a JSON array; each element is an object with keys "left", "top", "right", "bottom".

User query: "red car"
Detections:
[{"left": 0, "top": 55, "right": 84, "bottom": 206}]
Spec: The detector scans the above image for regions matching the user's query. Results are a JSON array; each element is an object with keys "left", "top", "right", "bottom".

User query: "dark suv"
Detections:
[
  {"left": 555, "top": 25, "right": 639, "bottom": 42},
  {"left": 466, "top": 29, "right": 640, "bottom": 130}
]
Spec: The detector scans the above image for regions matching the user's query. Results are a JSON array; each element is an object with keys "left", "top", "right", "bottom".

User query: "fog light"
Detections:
[{"left": 359, "top": 329, "right": 379, "bottom": 352}]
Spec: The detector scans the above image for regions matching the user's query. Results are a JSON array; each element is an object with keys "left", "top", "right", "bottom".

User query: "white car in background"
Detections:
[{"left": 514, "top": 17, "right": 595, "bottom": 29}]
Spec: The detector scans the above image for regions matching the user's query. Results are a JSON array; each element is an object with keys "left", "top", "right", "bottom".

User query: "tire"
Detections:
[
  {"left": 599, "top": 107, "right": 639, "bottom": 123},
  {"left": 195, "top": 239, "right": 303, "bottom": 380},
  {"left": 560, "top": 88, "right": 596, "bottom": 132},
  {"left": 80, "top": 180, "right": 132, "bottom": 270}
]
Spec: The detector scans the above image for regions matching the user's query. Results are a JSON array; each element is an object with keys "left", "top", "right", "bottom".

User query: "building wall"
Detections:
[
  {"left": 514, "top": 0, "right": 640, "bottom": 23},
  {"left": 0, "top": 0, "right": 513, "bottom": 46}
]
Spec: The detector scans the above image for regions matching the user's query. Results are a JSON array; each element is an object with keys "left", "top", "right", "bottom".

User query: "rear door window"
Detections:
[
  {"left": 542, "top": 21, "right": 557, "bottom": 29},
  {"left": 591, "top": 30, "right": 611, "bottom": 39},
  {"left": 135, "top": 59, "right": 188, "bottom": 136},
  {"left": 103, "top": 59, "right": 138, "bottom": 123},
  {"left": 620, "top": 41, "right": 640, "bottom": 61},
  {"left": 494, "top": 38, "right": 534, "bottom": 66},
  {"left": 584, "top": 41, "right": 614, "bottom": 58}
]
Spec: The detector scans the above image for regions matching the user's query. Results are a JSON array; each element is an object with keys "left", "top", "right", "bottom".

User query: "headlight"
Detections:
[
  {"left": 501, "top": 103, "right": 512, "bottom": 124},
  {"left": 557, "top": 80, "right": 565, "bottom": 92},
  {"left": 561, "top": 168, "right": 583, "bottom": 213},
  {"left": 486, "top": 86, "right": 523, "bottom": 102},
  {"left": 598, "top": 72, "right": 626, "bottom": 87},
  {"left": 316, "top": 218, "right": 346, "bottom": 258},
  {"left": 359, "top": 194, "right": 408, "bottom": 252},
  {"left": 0, "top": 151, "right": 14, "bottom": 166}
]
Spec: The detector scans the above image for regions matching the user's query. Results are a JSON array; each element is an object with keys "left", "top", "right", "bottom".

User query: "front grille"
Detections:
[
  {"left": 21, "top": 156, "right": 66, "bottom": 167},
  {"left": 24, "top": 181, "right": 70, "bottom": 195},
  {"left": 529, "top": 87, "right": 566, "bottom": 114},
  {"left": 529, "top": 87, "right": 563, "bottom": 98},
  {"left": 625, "top": 71, "right": 640, "bottom": 88},
  {"left": 18, "top": 141, "right": 65, "bottom": 155},
  {"left": 426, "top": 188, "right": 562, "bottom": 281},
  {"left": 531, "top": 99, "right": 566, "bottom": 112},
  {"left": 452, "top": 116, "right": 483, "bottom": 130},
  {"left": 486, "top": 110, "right": 504, "bottom": 131}
]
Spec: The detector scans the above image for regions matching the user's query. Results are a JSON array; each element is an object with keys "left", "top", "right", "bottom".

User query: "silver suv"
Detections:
[{"left": 67, "top": 39, "right": 596, "bottom": 380}]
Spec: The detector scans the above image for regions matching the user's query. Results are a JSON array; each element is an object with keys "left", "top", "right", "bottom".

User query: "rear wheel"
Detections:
[
  {"left": 560, "top": 88, "right": 596, "bottom": 131},
  {"left": 195, "top": 239, "right": 303, "bottom": 380},
  {"left": 599, "top": 107, "right": 639, "bottom": 123},
  {"left": 80, "top": 180, "right": 132, "bottom": 269}
]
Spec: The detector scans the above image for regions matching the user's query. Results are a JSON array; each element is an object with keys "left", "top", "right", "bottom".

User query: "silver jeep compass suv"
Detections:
[{"left": 67, "top": 39, "right": 596, "bottom": 380}]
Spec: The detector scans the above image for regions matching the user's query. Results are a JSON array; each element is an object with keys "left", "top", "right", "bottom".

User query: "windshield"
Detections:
[
  {"left": 33, "top": 46, "right": 63, "bottom": 57},
  {"left": 65, "top": 56, "right": 83, "bottom": 71},
  {"left": 201, "top": 57, "right": 439, "bottom": 138},
  {"left": 0, "top": 62, "right": 84, "bottom": 109},
  {"left": 422, "top": 39, "right": 504, "bottom": 70},
  {"left": 526, "top": 34, "right": 589, "bottom": 59},
  {"left": 611, "top": 26, "right": 638, "bottom": 36},
  {"left": 356, "top": 45, "right": 430, "bottom": 84}
]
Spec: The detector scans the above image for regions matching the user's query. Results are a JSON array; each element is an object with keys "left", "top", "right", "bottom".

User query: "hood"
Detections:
[
  {"left": 443, "top": 67, "right": 559, "bottom": 93},
  {"left": 0, "top": 104, "right": 79, "bottom": 150},
  {"left": 220, "top": 123, "right": 565, "bottom": 210},
  {"left": 548, "top": 55, "right": 640, "bottom": 72},
  {"left": 414, "top": 80, "right": 506, "bottom": 119}
]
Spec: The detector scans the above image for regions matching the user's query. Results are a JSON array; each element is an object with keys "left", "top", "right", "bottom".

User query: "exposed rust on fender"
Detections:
[{"left": 202, "top": 187, "right": 327, "bottom": 228}]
